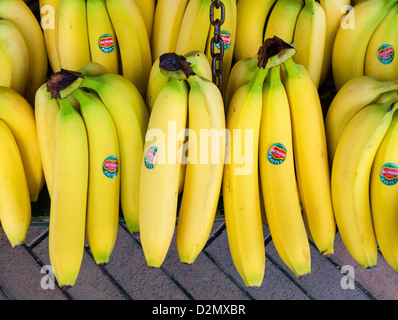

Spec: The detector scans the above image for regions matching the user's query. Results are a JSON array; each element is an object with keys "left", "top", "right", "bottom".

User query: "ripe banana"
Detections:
[
  {"left": 0, "top": 119, "right": 31, "bottom": 248},
  {"left": 292, "top": 0, "right": 327, "bottom": 88},
  {"left": 0, "top": 86, "right": 44, "bottom": 203},
  {"left": 331, "top": 96, "right": 398, "bottom": 269},
  {"left": 175, "top": 0, "right": 213, "bottom": 56},
  {"left": 283, "top": 58, "right": 335, "bottom": 255},
  {"left": 332, "top": 0, "right": 398, "bottom": 91},
  {"left": 364, "top": 2, "right": 398, "bottom": 81},
  {"left": 319, "top": 0, "right": 351, "bottom": 87},
  {"left": 259, "top": 65, "right": 311, "bottom": 278},
  {"left": 325, "top": 76, "right": 398, "bottom": 164},
  {"left": 0, "top": 20, "right": 29, "bottom": 96},
  {"left": 139, "top": 78, "right": 188, "bottom": 268},
  {"left": 223, "top": 66, "right": 267, "bottom": 287},
  {"left": 87, "top": 0, "right": 120, "bottom": 74},
  {"left": 370, "top": 108, "right": 398, "bottom": 272},
  {"left": 264, "top": 0, "right": 303, "bottom": 45},
  {"left": 0, "top": 0, "right": 48, "bottom": 105},
  {"left": 56, "top": 0, "right": 90, "bottom": 71},
  {"left": 49, "top": 96, "right": 89, "bottom": 288},
  {"left": 106, "top": 0, "right": 152, "bottom": 98},
  {"left": 151, "top": 0, "right": 189, "bottom": 63},
  {"left": 39, "top": 0, "right": 61, "bottom": 72},
  {"left": 0, "top": 46, "right": 12, "bottom": 88},
  {"left": 72, "top": 89, "right": 120, "bottom": 265},
  {"left": 134, "top": 0, "right": 156, "bottom": 43},
  {"left": 176, "top": 74, "right": 226, "bottom": 264},
  {"left": 234, "top": 0, "right": 276, "bottom": 62}
]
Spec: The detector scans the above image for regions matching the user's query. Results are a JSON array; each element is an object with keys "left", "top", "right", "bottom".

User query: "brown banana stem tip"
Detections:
[
  {"left": 47, "top": 69, "right": 83, "bottom": 99},
  {"left": 257, "top": 36, "right": 296, "bottom": 69},
  {"left": 159, "top": 53, "right": 196, "bottom": 79}
]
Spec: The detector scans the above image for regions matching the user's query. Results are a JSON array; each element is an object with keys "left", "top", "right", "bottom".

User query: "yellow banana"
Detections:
[
  {"left": 87, "top": 0, "right": 120, "bottom": 74},
  {"left": 292, "top": 0, "right": 327, "bottom": 88},
  {"left": 78, "top": 61, "right": 110, "bottom": 77},
  {"left": 151, "top": 0, "right": 189, "bottom": 62},
  {"left": 106, "top": 0, "right": 152, "bottom": 98},
  {"left": 0, "top": 45, "right": 12, "bottom": 88},
  {"left": 72, "top": 89, "right": 120, "bottom": 265},
  {"left": 134, "top": 0, "right": 156, "bottom": 43},
  {"left": 0, "top": 86, "right": 44, "bottom": 203},
  {"left": 364, "top": 2, "right": 398, "bottom": 81},
  {"left": 49, "top": 96, "right": 89, "bottom": 288},
  {"left": 259, "top": 65, "right": 311, "bottom": 278},
  {"left": 332, "top": 0, "right": 398, "bottom": 91},
  {"left": 56, "top": 0, "right": 90, "bottom": 71},
  {"left": 139, "top": 78, "right": 188, "bottom": 268},
  {"left": 0, "top": 119, "right": 31, "bottom": 248},
  {"left": 223, "top": 65, "right": 267, "bottom": 287},
  {"left": 234, "top": 0, "right": 276, "bottom": 62},
  {"left": 370, "top": 109, "right": 398, "bottom": 272},
  {"left": 264, "top": 0, "right": 303, "bottom": 45},
  {"left": 0, "top": 0, "right": 48, "bottom": 105},
  {"left": 283, "top": 58, "right": 335, "bottom": 255},
  {"left": 80, "top": 72, "right": 149, "bottom": 233},
  {"left": 319, "top": 0, "right": 351, "bottom": 87},
  {"left": 325, "top": 76, "right": 398, "bottom": 164},
  {"left": 0, "top": 20, "right": 29, "bottom": 96},
  {"left": 39, "top": 0, "right": 61, "bottom": 73},
  {"left": 175, "top": 0, "right": 213, "bottom": 56},
  {"left": 331, "top": 96, "right": 398, "bottom": 269},
  {"left": 176, "top": 74, "right": 226, "bottom": 264}
]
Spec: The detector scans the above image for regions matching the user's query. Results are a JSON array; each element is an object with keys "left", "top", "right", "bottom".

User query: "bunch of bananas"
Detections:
[
  {"left": 223, "top": 37, "right": 335, "bottom": 287},
  {"left": 40, "top": 0, "right": 154, "bottom": 98},
  {"left": 326, "top": 76, "right": 398, "bottom": 271},
  {"left": 234, "top": 0, "right": 351, "bottom": 88},
  {"left": 0, "top": 0, "right": 48, "bottom": 105},
  {"left": 139, "top": 52, "right": 225, "bottom": 269},
  {"left": 34, "top": 63, "right": 148, "bottom": 287}
]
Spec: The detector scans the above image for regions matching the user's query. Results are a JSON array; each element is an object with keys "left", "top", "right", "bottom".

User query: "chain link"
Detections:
[{"left": 210, "top": 0, "right": 225, "bottom": 92}]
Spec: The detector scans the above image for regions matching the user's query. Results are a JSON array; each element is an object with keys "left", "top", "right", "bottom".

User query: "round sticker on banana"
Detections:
[
  {"left": 267, "top": 143, "right": 287, "bottom": 165},
  {"left": 377, "top": 44, "right": 395, "bottom": 65},
  {"left": 98, "top": 33, "right": 115, "bottom": 53},
  {"left": 144, "top": 145, "right": 158, "bottom": 170},
  {"left": 103, "top": 156, "right": 119, "bottom": 178},
  {"left": 380, "top": 162, "right": 398, "bottom": 186}
]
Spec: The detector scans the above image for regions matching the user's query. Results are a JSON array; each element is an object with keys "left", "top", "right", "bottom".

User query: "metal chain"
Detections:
[{"left": 210, "top": 0, "right": 225, "bottom": 92}]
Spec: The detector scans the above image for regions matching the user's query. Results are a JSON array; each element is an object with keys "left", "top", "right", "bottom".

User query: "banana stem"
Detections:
[{"left": 47, "top": 69, "right": 84, "bottom": 99}]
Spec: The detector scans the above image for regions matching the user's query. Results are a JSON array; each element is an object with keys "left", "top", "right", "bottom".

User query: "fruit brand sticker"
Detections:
[
  {"left": 98, "top": 34, "right": 115, "bottom": 53},
  {"left": 377, "top": 44, "right": 394, "bottom": 65},
  {"left": 215, "top": 30, "right": 232, "bottom": 51},
  {"left": 144, "top": 146, "right": 158, "bottom": 169},
  {"left": 102, "top": 156, "right": 119, "bottom": 178},
  {"left": 380, "top": 163, "right": 398, "bottom": 186},
  {"left": 267, "top": 143, "right": 287, "bottom": 165}
]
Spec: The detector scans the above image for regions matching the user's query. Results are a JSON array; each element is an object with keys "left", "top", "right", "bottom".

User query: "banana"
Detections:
[
  {"left": 205, "top": 0, "right": 237, "bottom": 95},
  {"left": 364, "top": 2, "right": 398, "bottom": 81},
  {"left": 106, "top": 0, "right": 152, "bottom": 98},
  {"left": 80, "top": 72, "right": 149, "bottom": 233},
  {"left": 49, "top": 96, "right": 88, "bottom": 288},
  {"left": 264, "top": 0, "right": 303, "bottom": 45},
  {"left": 282, "top": 58, "right": 335, "bottom": 255},
  {"left": 56, "top": 0, "right": 90, "bottom": 71},
  {"left": 151, "top": 0, "right": 189, "bottom": 63},
  {"left": 0, "top": 20, "right": 29, "bottom": 96},
  {"left": 134, "top": 0, "right": 156, "bottom": 43},
  {"left": 325, "top": 76, "right": 398, "bottom": 164},
  {"left": 175, "top": 0, "right": 213, "bottom": 56},
  {"left": 35, "top": 83, "right": 60, "bottom": 198},
  {"left": 39, "top": 0, "right": 61, "bottom": 73},
  {"left": 87, "top": 0, "right": 120, "bottom": 74},
  {"left": 224, "top": 54, "right": 259, "bottom": 112},
  {"left": 72, "top": 89, "right": 120, "bottom": 265},
  {"left": 292, "top": 0, "right": 326, "bottom": 88},
  {"left": 0, "top": 46, "right": 12, "bottom": 88},
  {"left": 0, "top": 119, "right": 31, "bottom": 248},
  {"left": 0, "top": 86, "right": 44, "bottom": 203},
  {"left": 331, "top": 96, "right": 398, "bottom": 269},
  {"left": 176, "top": 74, "right": 226, "bottom": 264},
  {"left": 78, "top": 61, "right": 110, "bottom": 77},
  {"left": 259, "top": 65, "right": 311, "bottom": 277},
  {"left": 332, "top": 0, "right": 398, "bottom": 91},
  {"left": 234, "top": 0, "right": 276, "bottom": 62},
  {"left": 223, "top": 65, "right": 267, "bottom": 287},
  {"left": 139, "top": 78, "right": 188, "bottom": 268},
  {"left": 370, "top": 109, "right": 398, "bottom": 272},
  {"left": 319, "top": 0, "right": 351, "bottom": 87},
  {"left": 0, "top": 0, "right": 48, "bottom": 105}
]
